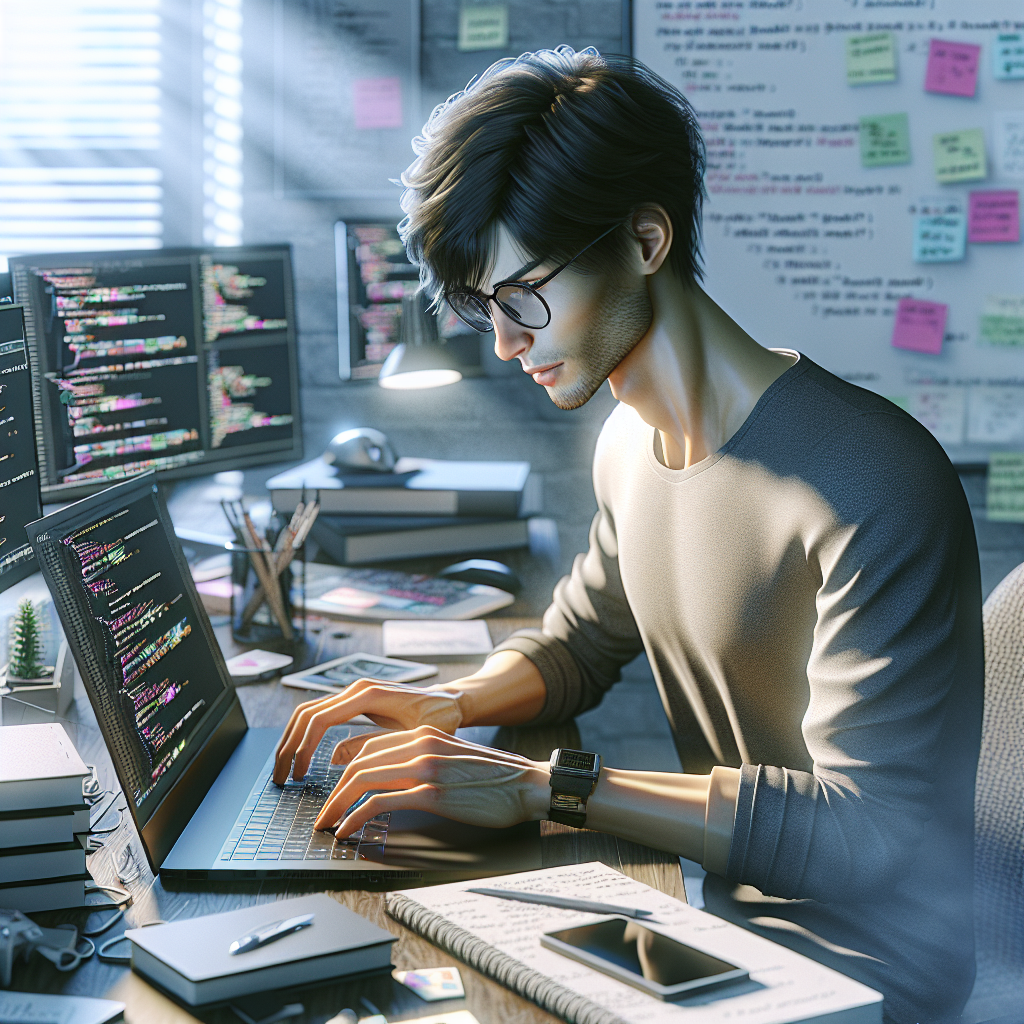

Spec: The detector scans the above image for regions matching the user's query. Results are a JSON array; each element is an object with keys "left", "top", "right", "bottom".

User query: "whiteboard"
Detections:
[{"left": 634, "top": 0, "right": 1024, "bottom": 464}]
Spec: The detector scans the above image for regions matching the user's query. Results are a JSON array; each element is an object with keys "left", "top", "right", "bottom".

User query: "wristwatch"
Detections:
[{"left": 547, "top": 748, "right": 602, "bottom": 828}]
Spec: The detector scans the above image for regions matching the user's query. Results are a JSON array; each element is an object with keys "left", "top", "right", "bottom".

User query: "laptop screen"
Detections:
[{"left": 27, "top": 472, "right": 235, "bottom": 828}]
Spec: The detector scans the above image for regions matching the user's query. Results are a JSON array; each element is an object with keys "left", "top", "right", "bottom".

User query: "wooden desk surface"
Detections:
[{"left": 12, "top": 616, "right": 684, "bottom": 1024}]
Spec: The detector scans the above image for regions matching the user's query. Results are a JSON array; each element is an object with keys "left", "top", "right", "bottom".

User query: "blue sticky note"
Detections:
[
  {"left": 913, "top": 214, "right": 967, "bottom": 262},
  {"left": 994, "top": 33, "right": 1024, "bottom": 80}
]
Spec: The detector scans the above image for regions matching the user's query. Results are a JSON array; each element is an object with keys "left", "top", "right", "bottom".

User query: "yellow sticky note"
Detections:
[
  {"left": 933, "top": 129, "right": 987, "bottom": 183},
  {"left": 987, "top": 452, "right": 1024, "bottom": 522},
  {"left": 846, "top": 33, "right": 898, "bottom": 85},
  {"left": 458, "top": 4, "right": 508, "bottom": 52}
]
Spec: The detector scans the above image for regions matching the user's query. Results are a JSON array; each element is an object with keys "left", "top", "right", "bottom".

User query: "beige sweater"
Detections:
[{"left": 497, "top": 354, "right": 983, "bottom": 1024}]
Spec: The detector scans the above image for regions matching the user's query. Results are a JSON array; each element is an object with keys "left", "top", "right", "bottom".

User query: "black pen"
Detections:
[{"left": 466, "top": 887, "right": 653, "bottom": 919}]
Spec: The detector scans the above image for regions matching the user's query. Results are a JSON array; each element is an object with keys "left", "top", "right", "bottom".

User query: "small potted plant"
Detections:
[{"left": 4, "top": 599, "right": 54, "bottom": 686}]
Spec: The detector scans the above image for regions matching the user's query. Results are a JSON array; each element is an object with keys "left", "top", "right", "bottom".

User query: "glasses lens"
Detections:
[
  {"left": 495, "top": 284, "right": 549, "bottom": 329},
  {"left": 446, "top": 292, "right": 492, "bottom": 332}
]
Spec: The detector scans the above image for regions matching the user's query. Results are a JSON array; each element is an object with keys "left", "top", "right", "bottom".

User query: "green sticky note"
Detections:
[
  {"left": 860, "top": 113, "right": 911, "bottom": 167},
  {"left": 933, "top": 129, "right": 987, "bottom": 183},
  {"left": 885, "top": 395, "right": 911, "bottom": 413},
  {"left": 458, "top": 4, "right": 508, "bottom": 52},
  {"left": 987, "top": 452, "right": 1024, "bottom": 522},
  {"left": 847, "top": 32, "right": 898, "bottom": 85},
  {"left": 980, "top": 294, "right": 1024, "bottom": 346}
]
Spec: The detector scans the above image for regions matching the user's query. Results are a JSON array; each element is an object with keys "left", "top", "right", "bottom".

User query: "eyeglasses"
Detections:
[{"left": 445, "top": 223, "right": 620, "bottom": 333}]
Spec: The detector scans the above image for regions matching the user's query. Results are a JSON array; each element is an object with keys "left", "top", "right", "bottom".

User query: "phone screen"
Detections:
[{"left": 546, "top": 919, "right": 740, "bottom": 986}]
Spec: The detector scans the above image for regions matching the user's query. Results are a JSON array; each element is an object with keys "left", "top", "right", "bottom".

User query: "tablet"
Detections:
[{"left": 280, "top": 651, "right": 438, "bottom": 694}]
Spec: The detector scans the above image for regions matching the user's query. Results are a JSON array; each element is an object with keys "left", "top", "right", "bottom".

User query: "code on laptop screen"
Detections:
[{"left": 29, "top": 475, "right": 230, "bottom": 823}]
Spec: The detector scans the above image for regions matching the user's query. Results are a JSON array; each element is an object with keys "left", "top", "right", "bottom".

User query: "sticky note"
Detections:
[
  {"left": 860, "top": 113, "right": 911, "bottom": 167},
  {"left": 994, "top": 111, "right": 1024, "bottom": 180},
  {"left": 909, "top": 388, "right": 965, "bottom": 445},
  {"left": 967, "top": 388, "right": 1024, "bottom": 446},
  {"left": 353, "top": 77, "right": 403, "bottom": 130},
  {"left": 993, "top": 32, "right": 1024, "bottom": 80},
  {"left": 933, "top": 129, "right": 987, "bottom": 183},
  {"left": 924, "top": 39, "right": 981, "bottom": 97},
  {"left": 846, "top": 33, "right": 897, "bottom": 85},
  {"left": 968, "top": 190, "right": 1020, "bottom": 244},
  {"left": 913, "top": 214, "right": 966, "bottom": 261},
  {"left": 393, "top": 966, "right": 466, "bottom": 1001},
  {"left": 986, "top": 452, "right": 1024, "bottom": 523},
  {"left": 980, "top": 294, "right": 1024, "bottom": 346},
  {"left": 892, "top": 297, "right": 948, "bottom": 355},
  {"left": 458, "top": 4, "right": 508, "bottom": 51}
]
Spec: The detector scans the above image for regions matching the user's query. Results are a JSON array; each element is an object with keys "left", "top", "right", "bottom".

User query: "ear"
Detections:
[{"left": 631, "top": 206, "right": 672, "bottom": 277}]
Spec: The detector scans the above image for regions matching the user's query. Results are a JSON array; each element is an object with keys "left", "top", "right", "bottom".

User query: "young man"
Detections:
[{"left": 274, "top": 48, "right": 983, "bottom": 1023}]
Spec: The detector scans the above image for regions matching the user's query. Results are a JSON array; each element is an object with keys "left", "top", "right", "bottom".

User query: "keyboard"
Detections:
[{"left": 218, "top": 729, "right": 390, "bottom": 863}]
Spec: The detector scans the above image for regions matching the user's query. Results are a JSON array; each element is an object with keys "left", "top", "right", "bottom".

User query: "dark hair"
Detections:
[{"left": 399, "top": 46, "right": 706, "bottom": 302}]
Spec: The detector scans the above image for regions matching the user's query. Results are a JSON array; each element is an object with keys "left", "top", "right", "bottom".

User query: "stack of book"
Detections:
[
  {"left": 0, "top": 723, "right": 91, "bottom": 912},
  {"left": 267, "top": 456, "right": 540, "bottom": 565}
]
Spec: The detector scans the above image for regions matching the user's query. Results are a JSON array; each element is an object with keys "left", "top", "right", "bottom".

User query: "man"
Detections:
[{"left": 274, "top": 47, "right": 983, "bottom": 1023}]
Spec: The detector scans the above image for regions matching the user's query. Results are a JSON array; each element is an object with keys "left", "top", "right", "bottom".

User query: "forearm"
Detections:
[{"left": 430, "top": 650, "right": 547, "bottom": 727}]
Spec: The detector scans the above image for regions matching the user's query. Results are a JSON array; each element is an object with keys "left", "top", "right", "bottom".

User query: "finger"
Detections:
[
  {"left": 273, "top": 694, "right": 347, "bottom": 783},
  {"left": 330, "top": 785, "right": 440, "bottom": 838},
  {"left": 314, "top": 761, "right": 430, "bottom": 830},
  {"left": 331, "top": 730, "right": 388, "bottom": 764}
]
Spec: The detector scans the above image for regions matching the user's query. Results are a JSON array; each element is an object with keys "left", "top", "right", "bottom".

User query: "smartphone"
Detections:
[
  {"left": 541, "top": 916, "right": 748, "bottom": 1001},
  {"left": 280, "top": 651, "right": 438, "bottom": 694}
]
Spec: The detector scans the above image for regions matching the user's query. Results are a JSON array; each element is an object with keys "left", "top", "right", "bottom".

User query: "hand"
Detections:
[
  {"left": 273, "top": 678, "right": 464, "bottom": 784},
  {"left": 313, "top": 726, "right": 551, "bottom": 836}
]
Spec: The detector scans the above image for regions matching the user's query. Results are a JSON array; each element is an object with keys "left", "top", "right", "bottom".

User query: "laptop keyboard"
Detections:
[{"left": 218, "top": 731, "right": 390, "bottom": 863}]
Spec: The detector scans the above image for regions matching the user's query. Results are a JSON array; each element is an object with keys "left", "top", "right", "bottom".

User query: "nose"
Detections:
[{"left": 491, "top": 302, "right": 532, "bottom": 363}]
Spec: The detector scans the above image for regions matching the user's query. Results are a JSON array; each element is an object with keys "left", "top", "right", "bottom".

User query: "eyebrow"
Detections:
[{"left": 492, "top": 257, "right": 544, "bottom": 289}]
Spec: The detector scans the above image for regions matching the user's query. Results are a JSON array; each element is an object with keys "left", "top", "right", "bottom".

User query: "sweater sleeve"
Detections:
[
  {"left": 724, "top": 412, "right": 984, "bottom": 903},
  {"left": 493, "top": 504, "right": 646, "bottom": 725}
]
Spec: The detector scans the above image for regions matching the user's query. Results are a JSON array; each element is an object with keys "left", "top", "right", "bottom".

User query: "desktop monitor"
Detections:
[
  {"left": 9, "top": 246, "right": 302, "bottom": 502},
  {"left": 0, "top": 304, "right": 43, "bottom": 591}
]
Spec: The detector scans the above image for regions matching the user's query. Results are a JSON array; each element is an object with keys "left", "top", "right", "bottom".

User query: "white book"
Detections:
[
  {"left": 0, "top": 723, "right": 89, "bottom": 812},
  {"left": 0, "top": 805, "right": 90, "bottom": 849},
  {"left": 386, "top": 861, "right": 883, "bottom": 1024}
]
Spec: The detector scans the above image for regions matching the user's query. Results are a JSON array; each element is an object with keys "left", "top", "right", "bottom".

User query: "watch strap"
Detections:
[
  {"left": 548, "top": 771, "right": 596, "bottom": 800},
  {"left": 548, "top": 792, "right": 588, "bottom": 828}
]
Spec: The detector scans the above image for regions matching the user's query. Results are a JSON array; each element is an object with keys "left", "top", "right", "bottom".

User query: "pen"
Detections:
[
  {"left": 228, "top": 912, "right": 314, "bottom": 955},
  {"left": 466, "top": 887, "right": 653, "bottom": 919}
]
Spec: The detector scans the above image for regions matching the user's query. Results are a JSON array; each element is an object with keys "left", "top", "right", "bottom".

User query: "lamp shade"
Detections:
[{"left": 378, "top": 293, "right": 464, "bottom": 389}]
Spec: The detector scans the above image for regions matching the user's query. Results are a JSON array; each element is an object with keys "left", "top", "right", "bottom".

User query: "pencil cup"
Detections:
[{"left": 229, "top": 543, "right": 298, "bottom": 651}]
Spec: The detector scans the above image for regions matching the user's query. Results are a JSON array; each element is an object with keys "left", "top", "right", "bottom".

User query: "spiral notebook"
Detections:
[{"left": 386, "top": 862, "right": 882, "bottom": 1024}]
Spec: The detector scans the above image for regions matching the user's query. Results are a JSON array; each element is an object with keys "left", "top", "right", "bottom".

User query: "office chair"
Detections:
[{"left": 959, "top": 561, "right": 1024, "bottom": 1024}]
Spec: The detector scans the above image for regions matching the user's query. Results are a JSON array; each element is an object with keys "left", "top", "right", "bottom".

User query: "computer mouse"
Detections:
[
  {"left": 323, "top": 427, "right": 397, "bottom": 473},
  {"left": 437, "top": 558, "right": 522, "bottom": 594}
]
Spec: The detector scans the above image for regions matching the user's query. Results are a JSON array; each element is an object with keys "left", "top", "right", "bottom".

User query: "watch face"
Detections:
[{"left": 556, "top": 749, "right": 598, "bottom": 773}]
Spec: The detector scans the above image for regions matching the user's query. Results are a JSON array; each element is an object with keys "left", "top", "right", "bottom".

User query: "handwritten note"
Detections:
[
  {"left": 925, "top": 38, "right": 981, "bottom": 97},
  {"left": 994, "top": 111, "right": 1024, "bottom": 180},
  {"left": 968, "top": 191, "right": 1021, "bottom": 244},
  {"left": 913, "top": 214, "right": 966, "bottom": 262},
  {"left": 860, "top": 113, "right": 911, "bottom": 167},
  {"left": 458, "top": 4, "right": 508, "bottom": 51},
  {"left": 910, "top": 388, "right": 965, "bottom": 445},
  {"left": 981, "top": 294, "right": 1024, "bottom": 346},
  {"left": 892, "top": 297, "right": 948, "bottom": 355},
  {"left": 933, "top": 129, "right": 987, "bottom": 183},
  {"left": 353, "top": 77, "right": 403, "bottom": 130},
  {"left": 987, "top": 452, "right": 1024, "bottom": 523},
  {"left": 993, "top": 32, "right": 1024, "bottom": 80},
  {"left": 846, "top": 32, "right": 897, "bottom": 85},
  {"left": 967, "top": 388, "right": 1024, "bottom": 446}
]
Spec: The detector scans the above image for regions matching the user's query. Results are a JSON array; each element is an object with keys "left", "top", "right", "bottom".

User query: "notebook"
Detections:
[{"left": 386, "top": 862, "right": 883, "bottom": 1024}]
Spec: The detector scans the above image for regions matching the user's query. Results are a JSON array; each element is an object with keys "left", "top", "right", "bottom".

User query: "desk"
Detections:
[{"left": 11, "top": 616, "right": 685, "bottom": 1024}]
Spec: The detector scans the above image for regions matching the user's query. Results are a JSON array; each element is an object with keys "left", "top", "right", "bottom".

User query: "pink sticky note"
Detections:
[
  {"left": 924, "top": 39, "right": 981, "bottom": 97},
  {"left": 968, "top": 190, "right": 1021, "bottom": 243},
  {"left": 353, "top": 77, "right": 403, "bottom": 130},
  {"left": 892, "top": 298, "right": 949, "bottom": 355}
]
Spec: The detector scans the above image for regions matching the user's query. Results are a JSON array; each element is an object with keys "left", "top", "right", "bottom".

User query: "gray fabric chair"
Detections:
[{"left": 959, "top": 562, "right": 1024, "bottom": 1024}]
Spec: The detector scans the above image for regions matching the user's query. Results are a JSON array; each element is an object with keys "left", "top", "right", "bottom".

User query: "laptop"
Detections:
[{"left": 27, "top": 472, "right": 541, "bottom": 884}]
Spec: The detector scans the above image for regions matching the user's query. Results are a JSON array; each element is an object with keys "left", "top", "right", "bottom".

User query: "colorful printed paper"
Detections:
[
  {"left": 913, "top": 214, "right": 966, "bottom": 262},
  {"left": 458, "top": 4, "right": 508, "bottom": 52},
  {"left": 892, "top": 297, "right": 948, "bottom": 355},
  {"left": 353, "top": 77, "right": 403, "bottom": 130},
  {"left": 860, "top": 113, "right": 911, "bottom": 167},
  {"left": 986, "top": 452, "right": 1024, "bottom": 523},
  {"left": 924, "top": 39, "right": 981, "bottom": 97},
  {"left": 980, "top": 294, "right": 1024, "bottom": 346},
  {"left": 393, "top": 966, "right": 466, "bottom": 1002},
  {"left": 993, "top": 32, "right": 1024, "bottom": 80},
  {"left": 967, "top": 388, "right": 1024, "bottom": 446},
  {"left": 968, "top": 191, "right": 1021, "bottom": 244},
  {"left": 994, "top": 111, "right": 1024, "bottom": 180},
  {"left": 933, "top": 129, "right": 987, "bottom": 183},
  {"left": 846, "top": 33, "right": 897, "bottom": 85}
]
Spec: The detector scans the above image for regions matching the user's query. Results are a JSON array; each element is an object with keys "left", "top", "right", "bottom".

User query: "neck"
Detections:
[{"left": 607, "top": 271, "right": 793, "bottom": 470}]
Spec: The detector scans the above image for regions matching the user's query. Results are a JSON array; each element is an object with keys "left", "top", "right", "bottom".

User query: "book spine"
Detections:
[{"left": 385, "top": 893, "right": 626, "bottom": 1024}]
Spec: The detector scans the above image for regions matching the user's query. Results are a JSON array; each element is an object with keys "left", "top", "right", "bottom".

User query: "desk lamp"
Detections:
[{"left": 378, "top": 294, "right": 463, "bottom": 389}]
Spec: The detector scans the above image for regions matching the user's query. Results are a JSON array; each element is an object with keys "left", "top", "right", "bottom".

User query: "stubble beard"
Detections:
[{"left": 547, "top": 278, "right": 654, "bottom": 411}]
